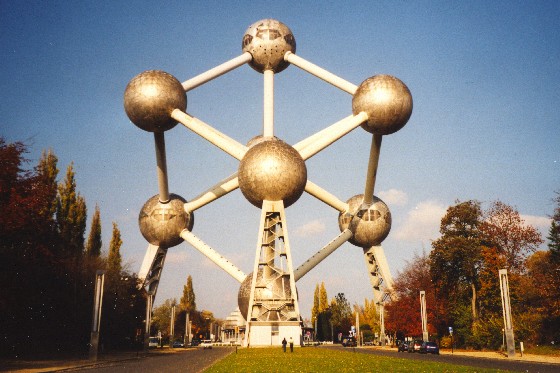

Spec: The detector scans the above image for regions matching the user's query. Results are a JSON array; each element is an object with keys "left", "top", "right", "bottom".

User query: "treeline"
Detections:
[
  {"left": 0, "top": 138, "right": 145, "bottom": 357},
  {"left": 386, "top": 198, "right": 560, "bottom": 349}
]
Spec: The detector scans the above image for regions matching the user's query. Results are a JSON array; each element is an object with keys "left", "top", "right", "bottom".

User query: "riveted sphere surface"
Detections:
[
  {"left": 238, "top": 138, "right": 307, "bottom": 208},
  {"left": 352, "top": 75, "right": 412, "bottom": 135},
  {"left": 338, "top": 194, "right": 392, "bottom": 247},
  {"left": 242, "top": 19, "right": 296, "bottom": 73},
  {"left": 124, "top": 70, "right": 186, "bottom": 132},
  {"left": 139, "top": 194, "right": 193, "bottom": 248},
  {"left": 238, "top": 270, "right": 293, "bottom": 321}
]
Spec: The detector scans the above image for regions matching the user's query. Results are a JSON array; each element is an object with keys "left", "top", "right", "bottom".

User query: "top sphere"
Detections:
[
  {"left": 242, "top": 19, "right": 296, "bottom": 74},
  {"left": 124, "top": 70, "right": 187, "bottom": 132},
  {"left": 352, "top": 75, "right": 413, "bottom": 135}
]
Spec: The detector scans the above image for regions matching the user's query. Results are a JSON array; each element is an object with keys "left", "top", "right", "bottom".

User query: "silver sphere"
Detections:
[
  {"left": 139, "top": 194, "right": 194, "bottom": 248},
  {"left": 242, "top": 19, "right": 296, "bottom": 73},
  {"left": 352, "top": 75, "right": 412, "bottom": 135},
  {"left": 238, "top": 270, "right": 295, "bottom": 321},
  {"left": 238, "top": 138, "right": 307, "bottom": 208},
  {"left": 338, "top": 194, "right": 392, "bottom": 247},
  {"left": 124, "top": 70, "right": 187, "bottom": 132}
]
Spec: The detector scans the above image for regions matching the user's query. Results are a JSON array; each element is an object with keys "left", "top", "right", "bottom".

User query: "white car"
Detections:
[{"left": 200, "top": 340, "right": 213, "bottom": 349}]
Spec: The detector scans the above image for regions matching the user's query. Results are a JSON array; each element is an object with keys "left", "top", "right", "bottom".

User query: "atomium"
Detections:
[{"left": 129, "top": 18, "right": 413, "bottom": 347}]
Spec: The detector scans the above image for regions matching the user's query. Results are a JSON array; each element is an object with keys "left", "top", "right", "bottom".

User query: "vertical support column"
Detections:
[
  {"left": 144, "top": 294, "right": 153, "bottom": 350},
  {"left": 185, "top": 313, "right": 190, "bottom": 347},
  {"left": 420, "top": 291, "right": 428, "bottom": 341},
  {"left": 89, "top": 270, "right": 105, "bottom": 360},
  {"left": 379, "top": 303, "right": 386, "bottom": 347},
  {"left": 170, "top": 306, "right": 175, "bottom": 347},
  {"left": 244, "top": 200, "right": 301, "bottom": 347},
  {"left": 154, "top": 131, "right": 169, "bottom": 203},
  {"left": 263, "top": 70, "right": 274, "bottom": 137},
  {"left": 363, "top": 134, "right": 382, "bottom": 205},
  {"left": 499, "top": 269, "right": 515, "bottom": 357}
]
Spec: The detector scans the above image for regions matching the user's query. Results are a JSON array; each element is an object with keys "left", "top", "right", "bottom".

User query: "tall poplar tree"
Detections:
[
  {"left": 311, "top": 284, "right": 320, "bottom": 326},
  {"left": 180, "top": 275, "right": 196, "bottom": 314},
  {"left": 85, "top": 205, "right": 102, "bottom": 257},
  {"left": 36, "top": 149, "right": 59, "bottom": 222},
  {"left": 107, "top": 222, "right": 122, "bottom": 274},
  {"left": 56, "top": 163, "right": 87, "bottom": 256},
  {"left": 319, "top": 282, "right": 328, "bottom": 312}
]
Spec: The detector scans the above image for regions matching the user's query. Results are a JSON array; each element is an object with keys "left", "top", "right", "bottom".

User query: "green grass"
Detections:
[
  {"left": 524, "top": 344, "right": 560, "bottom": 356},
  {"left": 205, "top": 347, "right": 499, "bottom": 373}
]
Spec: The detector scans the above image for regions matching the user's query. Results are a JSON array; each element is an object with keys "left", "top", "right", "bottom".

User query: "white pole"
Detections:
[
  {"left": 297, "top": 112, "right": 368, "bottom": 161},
  {"left": 263, "top": 70, "right": 274, "bottom": 137},
  {"left": 304, "top": 180, "right": 349, "bottom": 212},
  {"left": 154, "top": 132, "right": 170, "bottom": 203},
  {"left": 180, "top": 229, "right": 247, "bottom": 283},
  {"left": 184, "top": 173, "right": 239, "bottom": 213},
  {"left": 182, "top": 52, "right": 252, "bottom": 91},
  {"left": 363, "top": 134, "right": 382, "bottom": 205},
  {"left": 284, "top": 52, "right": 358, "bottom": 94},
  {"left": 294, "top": 229, "right": 353, "bottom": 281},
  {"left": 171, "top": 109, "right": 247, "bottom": 160}
]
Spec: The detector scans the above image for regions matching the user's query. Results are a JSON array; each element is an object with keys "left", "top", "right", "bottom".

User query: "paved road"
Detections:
[
  {"left": 331, "top": 346, "right": 560, "bottom": 373},
  {"left": 75, "top": 348, "right": 233, "bottom": 373}
]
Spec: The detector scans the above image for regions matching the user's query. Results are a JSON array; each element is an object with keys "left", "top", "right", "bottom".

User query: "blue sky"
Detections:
[{"left": 2, "top": 1, "right": 559, "bottom": 319}]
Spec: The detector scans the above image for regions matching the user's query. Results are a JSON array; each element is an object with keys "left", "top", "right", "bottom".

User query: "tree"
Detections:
[
  {"left": 56, "top": 163, "right": 87, "bottom": 256},
  {"left": 386, "top": 252, "right": 437, "bottom": 338},
  {"left": 36, "top": 149, "right": 59, "bottom": 221},
  {"left": 319, "top": 282, "right": 328, "bottom": 312},
  {"left": 107, "top": 222, "right": 123, "bottom": 275},
  {"left": 430, "top": 200, "right": 483, "bottom": 327},
  {"left": 179, "top": 275, "right": 196, "bottom": 315},
  {"left": 548, "top": 191, "right": 560, "bottom": 263},
  {"left": 311, "top": 284, "right": 320, "bottom": 326},
  {"left": 85, "top": 205, "right": 102, "bottom": 257},
  {"left": 330, "top": 293, "right": 352, "bottom": 337},
  {"left": 481, "top": 201, "right": 543, "bottom": 273}
]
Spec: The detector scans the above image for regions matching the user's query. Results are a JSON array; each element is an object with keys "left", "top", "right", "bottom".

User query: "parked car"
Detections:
[
  {"left": 407, "top": 340, "right": 422, "bottom": 353},
  {"left": 148, "top": 337, "right": 160, "bottom": 348},
  {"left": 172, "top": 340, "right": 185, "bottom": 348},
  {"left": 200, "top": 340, "right": 213, "bottom": 349},
  {"left": 341, "top": 336, "right": 357, "bottom": 347},
  {"left": 397, "top": 340, "right": 408, "bottom": 352},
  {"left": 419, "top": 341, "right": 440, "bottom": 354},
  {"left": 190, "top": 339, "right": 201, "bottom": 347}
]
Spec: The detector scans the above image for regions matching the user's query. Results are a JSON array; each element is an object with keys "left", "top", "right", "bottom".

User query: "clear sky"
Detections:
[{"left": 2, "top": 1, "right": 559, "bottom": 320}]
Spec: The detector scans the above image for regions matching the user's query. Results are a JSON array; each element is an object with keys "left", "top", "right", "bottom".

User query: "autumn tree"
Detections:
[
  {"left": 481, "top": 201, "right": 543, "bottom": 273},
  {"left": 386, "top": 252, "right": 438, "bottom": 339},
  {"left": 311, "top": 284, "right": 320, "bottom": 326},
  {"left": 85, "top": 205, "right": 102, "bottom": 257},
  {"left": 319, "top": 282, "right": 328, "bottom": 312}
]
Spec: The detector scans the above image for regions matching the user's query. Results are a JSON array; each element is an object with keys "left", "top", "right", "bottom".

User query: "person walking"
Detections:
[
  {"left": 289, "top": 337, "right": 294, "bottom": 352},
  {"left": 282, "top": 337, "right": 287, "bottom": 352}
]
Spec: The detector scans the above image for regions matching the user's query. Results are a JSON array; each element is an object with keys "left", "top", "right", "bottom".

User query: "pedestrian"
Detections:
[
  {"left": 282, "top": 337, "right": 287, "bottom": 352},
  {"left": 289, "top": 336, "right": 294, "bottom": 352}
]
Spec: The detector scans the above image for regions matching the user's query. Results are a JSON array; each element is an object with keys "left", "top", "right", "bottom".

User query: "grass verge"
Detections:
[{"left": 205, "top": 347, "right": 498, "bottom": 372}]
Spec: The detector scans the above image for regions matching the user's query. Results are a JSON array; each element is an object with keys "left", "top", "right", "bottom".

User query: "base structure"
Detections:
[{"left": 244, "top": 200, "right": 301, "bottom": 346}]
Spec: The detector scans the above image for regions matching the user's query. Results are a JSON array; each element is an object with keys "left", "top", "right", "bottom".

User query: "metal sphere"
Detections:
[
  {"left": 238, "top": 270, "right": 294, "bottom": 321},
  {"left": 352, "top": 75, "right": 413, "bottom": 135},
  {"left": 124, "top": 70, "right": 187, "bottom": 132},
  {"left": 238, "top": 138, "right": 307, "bottom": 208},
  {"left": 138, "top": 193, "right": 194, "bottom": 248},
  {"left": 242, "top": 19, "right": 296, "bottom": 74},
  {"left": 338, "top": 194, "right": 392, "bottom": 247}
]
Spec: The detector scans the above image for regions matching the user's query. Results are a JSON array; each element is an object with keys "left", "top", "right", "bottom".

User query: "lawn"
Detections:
[{"left": 205, "top": 347, "right": 498, "bottom": 373}]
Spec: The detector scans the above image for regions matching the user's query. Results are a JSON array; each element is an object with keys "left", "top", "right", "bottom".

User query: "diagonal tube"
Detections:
[{"left": 182, "top": 52, "right": 252, "bottom": 92}]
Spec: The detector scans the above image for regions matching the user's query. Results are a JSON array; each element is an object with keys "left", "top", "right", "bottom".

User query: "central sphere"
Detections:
[
  {"left": 242, "top": 19, "right": 296, "bottom": 73},
  {"left": 338, "top": 194, "right": 392, "bottom": 247},
  {"left": 238, "top": 138, "right": 307, "bottom": 208}
]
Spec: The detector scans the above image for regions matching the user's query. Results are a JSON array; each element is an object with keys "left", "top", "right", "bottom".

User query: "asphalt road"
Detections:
[
  {"left": 76, "top": 348, "right": 234, "bottom": 373},
  {"left": 331, "top": 346, "right": 560, "bottom": 373}
]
